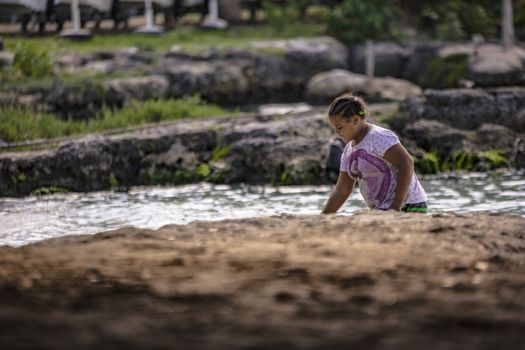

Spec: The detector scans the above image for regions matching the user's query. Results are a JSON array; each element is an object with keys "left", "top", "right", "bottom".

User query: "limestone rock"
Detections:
[
  {"left": 475, "top": 123, "right": 517, "bottom": 151},
  {"left": 404, "top": 119, "right": 475, "bottom": 156},
  {"left": 305, "top": 69, "right": 366, "bottom": 103},
  {"left": 350, "top": 42, "right": 411, "bottom": 77},
  {"left": 467, "top": 45, "right": 525, "bottom": 87},
  {"left": 250, "top": 36, "right": 349, "bottom": 72},
  {"left": 400, "top": 88, "right": 525, "bottom": 131},
  {"left": 306, "top": 69, "right": 421, "bottom": 103},
  {"left": 0, "top": 51, "right": 14, "bottom": 68},
  {"left": 103, "top": 75, "right": 169, "bottom": 106}
]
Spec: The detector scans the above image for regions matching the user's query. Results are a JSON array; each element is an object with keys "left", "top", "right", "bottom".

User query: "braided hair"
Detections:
[{"left": 328, "top": 93, "right": 367, "bottom": 120}]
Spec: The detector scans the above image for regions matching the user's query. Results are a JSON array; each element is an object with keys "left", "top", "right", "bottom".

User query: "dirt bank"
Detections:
[{"left": 1, "top": 212, "right": 525, "bottom": 349}]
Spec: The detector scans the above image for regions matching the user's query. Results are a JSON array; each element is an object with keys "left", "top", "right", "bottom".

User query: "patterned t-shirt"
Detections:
[{"left": 340, "top": 124, "right": 427, "bottom": 209}]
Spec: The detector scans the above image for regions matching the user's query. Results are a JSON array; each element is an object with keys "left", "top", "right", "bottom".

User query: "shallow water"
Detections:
[{"left": 1, "top": 171, "right": 524, "bottom": 247}]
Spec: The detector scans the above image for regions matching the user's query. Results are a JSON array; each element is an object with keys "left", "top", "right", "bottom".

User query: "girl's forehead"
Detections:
[{"left": 329, "top": 115, "right": 348, "bottom": 123}]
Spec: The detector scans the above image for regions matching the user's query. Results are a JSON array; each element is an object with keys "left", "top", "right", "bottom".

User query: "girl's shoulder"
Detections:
[
  {"left": 369, "top": 124, "right": 397, "bottom": 136},
  {"left": 366, "top": 124, "right": 400, "bottom": 156},
  {"left": 367, "top": 124, "right": 399, "bottom": 141}
]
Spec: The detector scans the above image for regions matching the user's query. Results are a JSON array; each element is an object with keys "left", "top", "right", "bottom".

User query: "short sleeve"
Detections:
[
  {"left": 339, "top": 142, "right": 352, "bottom": 172},
  {"left": 373, "top": 128, "right": 400, "bottom": 157}
]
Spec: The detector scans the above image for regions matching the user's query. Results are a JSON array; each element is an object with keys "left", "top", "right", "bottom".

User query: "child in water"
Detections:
[{"left": 322, "top": 93, "right": 428, "bottom": 214}]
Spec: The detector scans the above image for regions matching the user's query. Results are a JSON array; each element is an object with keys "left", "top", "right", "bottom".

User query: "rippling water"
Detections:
[{"left": 1, "top": 171, "right": 524, "bottom": 246}]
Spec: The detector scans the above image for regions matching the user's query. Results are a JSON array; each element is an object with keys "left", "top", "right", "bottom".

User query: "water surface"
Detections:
[{"left": 1, "top": 171, "right": 524, "bottom": 246}]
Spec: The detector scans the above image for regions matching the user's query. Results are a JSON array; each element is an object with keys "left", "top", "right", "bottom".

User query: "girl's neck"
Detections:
[{"left": 352, "top": 122, "right": 372, "bottom": 146}]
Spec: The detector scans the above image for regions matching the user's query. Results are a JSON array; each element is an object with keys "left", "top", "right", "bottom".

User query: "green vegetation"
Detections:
[
  {"left": 31, "top": 186, "right": 69, "bottom": 196},
  {"left": 425, "top": 53, "right": 470, "bottom": 88},
  {"left": 278, "top": 160, "right": 322, "bottom": 185},
  {"left": 414, "top": 152, "right": 440, "bottom": 174},
  {"left": 196, "top": 163, "right": 212, "bottom": 177},
  {"left": 1, "top": 1, "right": 523, "bottom": 52},
  {"left": 414, "top": 149, "right": 509, "bottom": 174},
  {"left": 418, "top": 1, "right": 498, "bottom": 40},
  {"left": 12, "top": 43, "right": 53, "bottom": 78},
  {"left": 109, "top": 174, "right": 119, "bottom": 189},
  {"left": 211, "top": 144, "right": 231, "bottom": 162},
  {"left": 16, "top": 173, "right": 27, "bottom": 182},
  {"left": 3, "top": 23, "right": 325, "bottom": 55},
  {"left": 145, "top": 162, "right": 226, "bottom": 186},
  {"left": 478, "top": 150, "right": 509, "bottom": 168},
  {"left": 327, "top": 0, "right": 400, "bottom": 44},
  {"left": 262, "top": 0, "right": 309, "bottom": 31},
  {"left": 0, "top": 96, "right": 234, "bottom": 143}
]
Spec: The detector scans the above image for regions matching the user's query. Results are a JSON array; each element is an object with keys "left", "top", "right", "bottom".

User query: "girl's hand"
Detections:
[{"left": 389, "top": 201, "right": 403, "bottom": 211}]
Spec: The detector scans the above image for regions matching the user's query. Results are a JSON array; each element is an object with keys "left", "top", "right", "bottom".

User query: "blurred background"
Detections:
[{"left": 1, "top": 0, "right": 524, "bottom": 245}]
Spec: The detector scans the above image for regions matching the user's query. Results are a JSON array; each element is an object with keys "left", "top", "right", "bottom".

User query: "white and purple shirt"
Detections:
[{"left": 340, "top": 125, "right": 427, "bottom": 209}]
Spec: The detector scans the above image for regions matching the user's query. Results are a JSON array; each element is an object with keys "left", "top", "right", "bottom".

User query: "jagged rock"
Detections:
[
  {"left": 347, "top": 42, "right": 525, "bottom": 89},
  {"left": 1, "top": 103, "right": 524, "bottom": 197},
  {"left": 43, "top": 80, "right": 107, "bottom": 120},
  {"left": 54, "top": 52, "right": 95, "bottom": 68},
  {"left": 350, "top": 42, "right": 411, "bottom": 77},
  {"left": 250, "top": 36, "right": 349, "bottom": 72},
  {"left": 325, "top": 137, "right": 345, "bottom": 183},
  {"left": 467, "top": 45, "right": 525, "bottom": 87},
  {"left": 0, "top": 51, "right": 14, "bottom": 68},
  {"left": 156, "top": 40, "right": 349, "bottom": 105},
  {"left": 305, "top": 69, "right": 422, "bottom": 103},
  {"left": 400, "top": 88, "right": 525, "bottom": 131},
  {"left": 156, "top": 60, "right": 219, "bottom": 98},
  {"left": 402, "top": 43, "right": 443, "bottom": 86},
  {"left": 0, "top": 92, "right": 16, "bottom": 107},
  {"left": 475, "top": 124, "right": 517, "bottom": 150},
  {"left": 200, "top": 63, "right": 251, "bottom": 103},
  {"left": 143, "top": 141, "right": 199, "bottom": 169},
  {"left": 222, "top": 136, "right": 327, "bottom": 184},
  {"left": 56, "top": 48, "right": 155, "bottom": 75},
  {"left": 404, "top": 120, "right": 475, "bottom": 156},
  {"left": 367, "top": 77, "right": 423, "bottom": 101},
  {"left": 52, "top": 138, "right": 119, "bottom": 191},
  {"left": 166, "top": 46, "right": 257, "bottom": 61},
  {"left": 103, "top": 75, "right": 170, "bottom": 106}
]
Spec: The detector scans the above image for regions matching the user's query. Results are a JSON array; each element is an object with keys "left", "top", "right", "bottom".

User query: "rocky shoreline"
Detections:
[
  {"left": 2, "top": 38, "right": 524, "bottom": 116},
  {"left": 1, "top": 212, "right": 524, "bottom": 349},
  {"left": 1, "top": 93, "right": 524, "bottom": 197},
  {"left": 1, "top": 37, "right": 525, "bottom": 197}
]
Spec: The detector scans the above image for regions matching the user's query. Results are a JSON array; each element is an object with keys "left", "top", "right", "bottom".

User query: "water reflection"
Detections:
[{"left": 0, "top": 171, "right": 523, "bottom": 247}]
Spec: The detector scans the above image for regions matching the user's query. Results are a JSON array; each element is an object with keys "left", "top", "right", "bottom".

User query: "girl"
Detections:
[{"left": 322, "top": 93, "right": 428, "bottom": 214}]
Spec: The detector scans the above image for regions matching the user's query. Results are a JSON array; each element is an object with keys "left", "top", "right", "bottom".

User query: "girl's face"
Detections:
[{"left": 329, "top": 115, "right": 361, "bottom": 142}]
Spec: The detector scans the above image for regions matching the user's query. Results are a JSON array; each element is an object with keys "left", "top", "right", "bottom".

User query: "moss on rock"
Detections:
[
  {"left": 424, "top": 53, "right": 469, "bottom": 88},
  {"left": 278, "top": 159, "right": 322, "bottom": 185},
  {"left": 414, "top": 149, "right": 509, "bottom": 174},
  {"left": 31, "top": 187, "right": 69, "bottom": 196}
]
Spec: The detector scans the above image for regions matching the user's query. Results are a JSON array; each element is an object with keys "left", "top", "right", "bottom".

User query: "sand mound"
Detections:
[{"left": 1, "top": 211, "right": 524, "bottom": 349}]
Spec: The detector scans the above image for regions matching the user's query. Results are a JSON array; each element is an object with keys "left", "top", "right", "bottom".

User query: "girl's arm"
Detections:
[
  {"left": 322, "top": 172, "right": 356, "bottom": 214},
  {"left": 383, "top": 143, "right": 414, "bottom": 211}
]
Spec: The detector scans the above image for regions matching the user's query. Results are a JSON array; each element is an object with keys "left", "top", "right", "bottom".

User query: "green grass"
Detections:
[
  {"left": 1, "top": 22, "right": 325, "bottom": 90},
  {"left": 3, "top": 23, "right": 326, "bottom": 54},
  {"left": 0, "top": 96, "right": 234, "bottom": 143},
  {"left": 0, "top": 66, "right": 155, "bottom": 93}
]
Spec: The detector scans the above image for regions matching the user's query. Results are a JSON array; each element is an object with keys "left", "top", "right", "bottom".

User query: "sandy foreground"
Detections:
[{"left": 1, "top": 212, "right": 525, "bottom": 349}]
